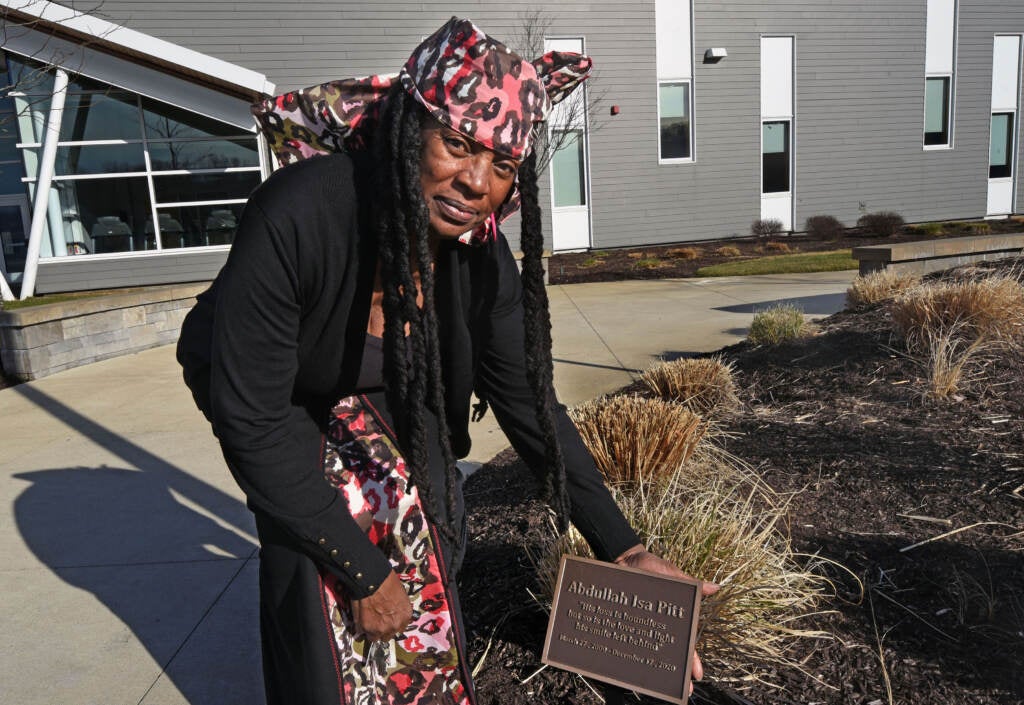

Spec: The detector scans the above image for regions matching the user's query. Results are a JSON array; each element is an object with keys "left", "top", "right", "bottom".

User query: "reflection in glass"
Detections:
[
  {"left": 49, "top": 176, "right": 151, "bottom": 254},
  {"left": 158, "top": 203, "right": 245, "bottom": 248},
  {"left": 59, "top": 91, "right": 139, "bottom": 142},
  {"left": 53, "top": 143, "right": 147, "bottom": 175},
  {"left": 0, "top": 204, "right": 28, "bottom": 275},
  {"left": 153, "top": 171, "right": 260, "bottom": 204},
  {"left": 659, "top": 82, "right": 691, "bottom": 159},
  {"left": 924, "top": 77, "right": 950, "bottom": 145},
  {"left": 551, "top": 130, "right": 586, "bottom": 208},
  {"left": 148, "top": 138, "right": 259, "bottom": 170},
  {"left": 142, "top": 98, "right": 247, "bottom": 140},
  {"left": 762, "top": 121, "right": 790, "bottom": 193},
  {"left": 990, "top": 113, "right": 1014, "bottom": 179}
]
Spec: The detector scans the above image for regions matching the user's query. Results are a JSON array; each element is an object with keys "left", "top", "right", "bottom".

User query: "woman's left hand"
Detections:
[{"left": 614, "top": 544, "right": 719, "bottom": 693}]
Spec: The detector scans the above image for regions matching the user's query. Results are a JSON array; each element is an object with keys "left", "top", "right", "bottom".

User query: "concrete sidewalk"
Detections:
[{"left": 0, "top": 271, "right": 853, "bottom": 705}]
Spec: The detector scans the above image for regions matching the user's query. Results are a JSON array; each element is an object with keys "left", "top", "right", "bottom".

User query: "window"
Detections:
[
  {"left": 550, "top": 128, "right": 586, "bottom": 208},
  {"left": 762, "top": 121, "right": 790, "bottom": 194},
  {"left": 656, "top": 0, "right": 693, "bottom": 162},
  {"left": 658, "top": 82, "right": 691, "bottom": 160},
  {"left": 990, "top": 112, "right": 1015, "bottom": 179},
  {"left": 924, "top": 0, "right": 957, "bottom": 148},
  {"left": 924, "top": 76, "right": 951, "bottom": 145},
  {"left": 5, "top": 53, "right": 261, "bottom": 258}
]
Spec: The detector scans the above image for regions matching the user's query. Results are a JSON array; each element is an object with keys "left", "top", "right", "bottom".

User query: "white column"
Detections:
[
  {"left": 19, "top": 67, "right": 68, "bottom": 300},
  {"left": 0, "top": 269, "right": 14, "bottom": 301}
]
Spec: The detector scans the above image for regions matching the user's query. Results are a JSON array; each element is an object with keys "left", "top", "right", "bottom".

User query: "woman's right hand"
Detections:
[{"left": 349, "top": 570, "right": 413, "bottom": 641}]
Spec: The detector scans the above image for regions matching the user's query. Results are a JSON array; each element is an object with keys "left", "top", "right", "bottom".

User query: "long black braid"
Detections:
[
  {"left": 516, "top": 148, "right": 572, "bottom": 530},
  {"left": 372, "top": 84, "right": 571, "bottom": 538}
]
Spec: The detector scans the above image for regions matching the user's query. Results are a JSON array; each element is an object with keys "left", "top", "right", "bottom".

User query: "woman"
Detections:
[{"left": 177, "top": 17, "right": 714, "bottom": 704}]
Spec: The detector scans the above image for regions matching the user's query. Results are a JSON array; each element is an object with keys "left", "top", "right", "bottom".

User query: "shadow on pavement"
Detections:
[
  {"left": 11, "top": 384, "right": 263, "bottom": 704},
  {"left": 714, "top": 292, "right": 846, "bottom": 315}
]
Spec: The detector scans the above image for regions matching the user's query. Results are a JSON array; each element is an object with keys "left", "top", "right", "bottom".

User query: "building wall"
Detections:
[{"left": 24, "top": 1, "right": 1024, "bottom": 256}]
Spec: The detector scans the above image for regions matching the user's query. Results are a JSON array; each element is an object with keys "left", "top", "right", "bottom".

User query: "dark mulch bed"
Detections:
[
  {"left": 548, "top": 220, "right": 1024, "bottom": 285},
  {"left": 461, "top": 258, "right": 1024, "bottom": 704}
]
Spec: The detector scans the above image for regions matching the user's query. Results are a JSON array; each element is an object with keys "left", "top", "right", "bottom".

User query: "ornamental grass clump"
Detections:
[
  {"left": 891, "top": 274, "right": 1024, "bottom": 347},
  {"left": 640, "top": 356, "right": 740, "bottom": 416},
  {"left": 534, "top": 457, "right": 840, "bottom": 687},
  {"left": 846, "top": 268, "right": 920, "bottom": 310},
  {"left": 570, "top": 395, "right": 708, "bottom": 486},
  {"left": 748, "top": 304, "right": 806, "bottom": 345}
]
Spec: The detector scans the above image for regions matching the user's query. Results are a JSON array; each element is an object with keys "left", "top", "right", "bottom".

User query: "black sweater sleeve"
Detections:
[
  {"left": 474, "top": 237, "right": 641, "bottom": 562},
  {"left": 191, "top": 170, "right": 392, "bottom": 599}
]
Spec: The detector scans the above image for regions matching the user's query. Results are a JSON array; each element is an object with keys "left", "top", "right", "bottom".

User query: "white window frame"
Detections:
[
  {"left": 655, "top": 0, "right": 696, "bottom": 164},
  {"left": 923, "top": 0, "right": 958, "bottom": 150},
  {"left": 657, "top": 79, "right": 694, "bottom": 163},
  {"left": 760, "top": 119, "right": 792, "bottom": 196}
]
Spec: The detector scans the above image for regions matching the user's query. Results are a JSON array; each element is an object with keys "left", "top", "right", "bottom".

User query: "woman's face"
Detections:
[{"left": 419, "top": 121, "right": 520, "bottom": 240}]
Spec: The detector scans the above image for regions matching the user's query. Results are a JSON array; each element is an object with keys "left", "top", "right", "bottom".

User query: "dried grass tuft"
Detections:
[
  {"left": 891, "top": 274, "right": 1024, "bottom": 346},
  {"left": 919, "top": 324, "right": 990, "bottom": 400},
  {"left": 570, "top": 395, "right": 708, "bottom": 485},
  {"left": 764, "top": 241, "right": 791, "bottom": 253},
  {"left": 716, "top": 245, "right": 742, "bottom": 258},
  {"left": 534, "top": 456, "right": 841, "bottom": 686},
  {"left": 640, "top": 356, "right": 740, "bottom": 416},
  {"left": 846, "top": 268, "right": 921, "bottom": 310},
  {"left": 748, "top": 304, "right": 806, "bottom": 345},
  {"left": 667, "top": 247, "right": 701, "bottom": 260}
]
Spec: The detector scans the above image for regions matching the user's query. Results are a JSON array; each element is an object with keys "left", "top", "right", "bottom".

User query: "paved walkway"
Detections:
[{"left": 0, "top": 271, "right": 853, "bottom": 705}]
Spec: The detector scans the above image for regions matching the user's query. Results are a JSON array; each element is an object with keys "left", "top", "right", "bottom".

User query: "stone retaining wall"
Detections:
[
  {"left": 0, "top": 282, "right": 208, "bottom": 381},
  {"left": 852, "top": 233, "right": 1024, "bottom": 275}
]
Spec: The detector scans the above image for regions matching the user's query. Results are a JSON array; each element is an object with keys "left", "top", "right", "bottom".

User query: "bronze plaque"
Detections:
[{"left": 541, "top": 555, "right": 702, "bottom": 705}]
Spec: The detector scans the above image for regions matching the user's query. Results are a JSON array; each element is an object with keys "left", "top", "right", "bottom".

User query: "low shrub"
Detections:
[
  {"left": 534, "top": 458, "right": 839, "bottom": 686},
  {"left": 570, "top": 395, "right": 707, "bottom": 485},
  {"left": 640, "top": 356, "right": 740, "bottom": 415},
  {"left": 804, "top": 215, "right": 845, "bottom": 240},
  {"left": 716, "top": 245, "right": 742, "bottom": 257},
  {"left": 891, "top": 274, "right": 1024, "bottom": 346},
  {"left": 846, "top": 268, "right": 920, "bottom": 309},
  {"left": 764, "top": 241, "right": 791, "bottom": 253},
  {"left": 752, "top": 218, "right": 784, "bottom": 239},
  {"left": 667, "top": 247, "right": 700, "bottom": 260},
  {"left": 856, "top": 211, "right": 905, "bottom": 237},
  {"left": 748, "top": 304, "right": 806, "bottom": 344},
  {"left": 907, "top": 222, "right": 944, "bottom": 237},
  {"left": 634, "top": 257, "right": 666, "bottom": 269}
]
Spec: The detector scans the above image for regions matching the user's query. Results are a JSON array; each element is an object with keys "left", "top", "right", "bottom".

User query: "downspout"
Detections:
[{"left": 19, "top": 67, "right": 68, "bottom": 300}]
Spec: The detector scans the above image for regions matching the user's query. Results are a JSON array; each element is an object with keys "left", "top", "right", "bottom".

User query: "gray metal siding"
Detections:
[
  {"left": 34, "top": 251, "right": 225, "bottom": 293},
  {"left": 14, "top": 0, "right": 1024, "bottom": 265}
]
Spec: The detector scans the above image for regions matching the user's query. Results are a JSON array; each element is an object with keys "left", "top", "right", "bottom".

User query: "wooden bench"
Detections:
[{"left": 852, "top": 233, "right": 1024, "bottom": 276}]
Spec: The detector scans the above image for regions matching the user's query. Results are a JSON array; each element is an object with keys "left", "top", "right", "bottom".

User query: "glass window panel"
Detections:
[
  {"left": 4, "top": 54, "right": 54, "bottom": 97},
  {"left": 990, "top": 113, "right": 1014, "bottom": 179},
  {"left": 59, "top": 91, "right": 141, "bottom": 142},
  {"left": 0, "top": 203, "right": 28, "bottom": 275},
  {"left": 157, "top": 203, "right": 245, "bottom": 249},
  {"left": 762, "top": 121, "right": 790, "bottom": 193},
  {"left": 153, "top": 171, "right": 261, "bottom": 204},
  {"left": 148, "top": 138, "right": 259, "bottom": 170},
  {"left": 0, "top": 162, "right": 25, "bottom": 195},
  {"left": 924, "top": 77, "right": 950, "bottom": 145},
  {"left": 551, "top": 130, "right": 585, "bottom": 208},
  {"left": 43, "top": 176, "right": 151, "bottom": 255},
  {"left": 142, "top": 98, "right": 250, "bottom": 140},
  {"left": 51, "top": 143, "right": 147, "bottom": 175},
  {"left": 659, "top": 82, "right": 691, "bottom": 160}
]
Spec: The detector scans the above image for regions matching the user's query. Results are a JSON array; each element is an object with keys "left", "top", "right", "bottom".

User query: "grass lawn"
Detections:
[{"left": 696, "top": 249, "right": 858, "bottom": 277}]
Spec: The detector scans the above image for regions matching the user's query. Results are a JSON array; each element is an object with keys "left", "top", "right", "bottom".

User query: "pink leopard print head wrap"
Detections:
[
  {"left": 252, "top": 16, "right": 592, "bottom": 240},
  {"left": 401, "top": 17, "right": 546, "bottom": 159}
]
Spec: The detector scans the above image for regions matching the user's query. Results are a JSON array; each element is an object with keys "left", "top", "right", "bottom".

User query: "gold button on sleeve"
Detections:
[
  {"left": 355, "top": 572, "right": 363, "bottom": 580},
  {"left": 317, "top": 538, "right": 327, "bottom": 546},
  {"left": 329, "top": 549, "right": 338, "bottom": 557},
  {"left": 343, "top": 561, "right": 351, "bottom": 568},
  {"left": 368, "top": 584, "right": 376, "bottom": 591}
]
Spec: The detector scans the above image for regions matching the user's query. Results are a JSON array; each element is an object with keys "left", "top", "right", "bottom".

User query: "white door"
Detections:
[
  {"left": 546, "top": 37, "right": 592, "bottom": 251},
  {"left": 0, "top": 195, "right": 31, "bottom": 283}
]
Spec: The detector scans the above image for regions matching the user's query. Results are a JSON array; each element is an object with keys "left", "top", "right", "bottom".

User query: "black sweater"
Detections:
[{"left": 177, "top": 153, "right": 639, "bottom": 599}]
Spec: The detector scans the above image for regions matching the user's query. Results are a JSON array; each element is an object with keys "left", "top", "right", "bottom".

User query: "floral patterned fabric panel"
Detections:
[{"left": 321, "top": 395, "right": 469, "bottom": 705}]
